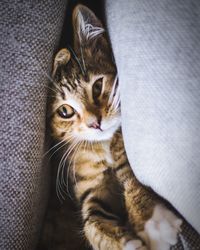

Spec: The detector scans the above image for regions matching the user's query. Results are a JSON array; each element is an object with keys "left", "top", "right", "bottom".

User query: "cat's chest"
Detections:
[
  {"left": 74, "top": 142, "right": 114, "bottom": 167},
  {"left": 71, "top": 132, "right": 126, "bottom": 178}
]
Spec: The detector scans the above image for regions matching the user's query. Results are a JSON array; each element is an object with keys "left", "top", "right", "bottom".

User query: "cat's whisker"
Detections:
[
  {"left": 58, "top": 141, "right": 76, "bottom": 183},
  {"left": 65, "top": 156, "right": 72, "bottom": 198},
  {"left": 107, "top": 83, "right": 121, "bottom": 116},
  {"left": 115, "top": 99, "right": 121, "bottom": 111},
  {"left": 56, "top": 140, "right": 76, "bottom": 200},
  {"left": 43, "top": 138, "right": 66, "bottom": 157},
  {"left": 114, "top": 88, "right": 120, "bottom": 108},
  {"left": 43, "top": 84, "right": 60, "bottom": 96},
  {"left": 64, "top": 146, "right": 76, "bottom": 200},
  {"left": 57, "top": 138, "right": 80, "bottom": 200},
  {"left": 111, "top": 84, "right": 120, "bottom": 110},
  {"left": 56, "top": 150, "right": 69, "bottom": 202},
  {"left": 61, "top": 140, "right": 78, "bottom": 176},
  {"left": 56, "top": 185, "right": 65, "bottom": 202},
  {"left": 64, "top": 141, "right": 83, "bottom": 197},
  {"left": 65, "top": 140, "right": 80, "bottom": 186},
  {"left": 56, "top": 160, "right": 69, "bottom": 200},
  {"left": 106, "top": 75, "right": 121, "bottom": 117},
  {"left": 68, "top": 45, "right": 86, "bottom": 76},
  {"left": 72, "top": 141, "right": 83, "bottom": 188},
  {"left": 108, "top": 75, "right": 118, "bottom": 105},
  {"left": 61, "top": 155, "right": 72, "bottom": 199},
  {"left": 47, "top": 135, "right": 74, "bottom": 160}
]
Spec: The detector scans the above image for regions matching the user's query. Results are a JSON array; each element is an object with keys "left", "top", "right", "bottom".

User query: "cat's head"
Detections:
[{"left": 50, "top": 5, "right": 120, "bottom": 143}]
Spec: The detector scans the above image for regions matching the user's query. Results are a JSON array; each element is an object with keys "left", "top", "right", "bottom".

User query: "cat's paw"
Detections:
[
  {"left": 142, "top": 204, "right": 182, "bottom": 250},
  {"left": 123, "top": 240, "right": 147, "bottom": 250}
]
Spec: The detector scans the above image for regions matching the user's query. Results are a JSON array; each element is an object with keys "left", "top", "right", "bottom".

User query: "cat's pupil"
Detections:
[
  {"left": 92, "top": 78, "right": 103, "bottom": 100},
  {"left": 62, "top": 107, "right": 67, "bottom": 116}
]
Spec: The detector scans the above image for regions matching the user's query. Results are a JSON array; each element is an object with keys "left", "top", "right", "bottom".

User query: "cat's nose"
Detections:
[
  {"left": 88, "top": 121, "right": 101, "bottom": 130},
  {"left": 88, "top": 117, "right": 102, "bottom": 130}
]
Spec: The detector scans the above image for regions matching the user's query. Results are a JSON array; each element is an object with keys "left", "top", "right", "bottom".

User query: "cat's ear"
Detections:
[
  {"left": 72, "top": 4, "right": 104, "bottom": 46},
  {"left": 52, "top": 48, "right": 71, "bottom": 77}
]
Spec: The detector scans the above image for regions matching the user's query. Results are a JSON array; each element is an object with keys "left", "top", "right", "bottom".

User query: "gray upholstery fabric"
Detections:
[
  {"left": 106, "top": 0, "right": 200, "bottom": 248},
  {"left": 0, "top": 1, "right": 68, "bottom": 249}
]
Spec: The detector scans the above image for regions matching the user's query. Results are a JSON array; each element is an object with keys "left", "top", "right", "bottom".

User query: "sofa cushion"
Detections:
[
  {"left": 106, "top": 0, "right": 200, "bottom": 248},
  {"left": 0, "top": 1, "right": 68, "bottom": 249}
]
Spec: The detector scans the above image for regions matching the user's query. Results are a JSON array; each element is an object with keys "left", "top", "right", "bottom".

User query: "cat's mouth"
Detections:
[
  {"left": 90, "top": 126, "right": 103, "bottom": 132},
  {"left": 80, "top": 118, "right": 121, "bottom": 142}
]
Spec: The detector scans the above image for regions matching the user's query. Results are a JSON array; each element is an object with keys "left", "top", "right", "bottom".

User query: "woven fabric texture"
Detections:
[
  {"left": 0, "top": 1, "right": 68, "bottom": 249},
  {"left": 106, "top": 0, "right": 200, "bottom": 249}
]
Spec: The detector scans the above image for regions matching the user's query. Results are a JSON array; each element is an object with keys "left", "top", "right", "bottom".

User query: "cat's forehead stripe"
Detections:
[{"left": 61, "top": 77, "right": 79, "bottom": 93}]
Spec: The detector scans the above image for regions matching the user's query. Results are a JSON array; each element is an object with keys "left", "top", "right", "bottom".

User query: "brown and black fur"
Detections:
[{"left": 41, "top": 4, "right": 182, "bottom": 250}]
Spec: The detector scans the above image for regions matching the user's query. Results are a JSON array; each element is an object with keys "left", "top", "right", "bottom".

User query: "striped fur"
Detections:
[{"left": 49, "top": 5, "right": 182, "bottom": 250}]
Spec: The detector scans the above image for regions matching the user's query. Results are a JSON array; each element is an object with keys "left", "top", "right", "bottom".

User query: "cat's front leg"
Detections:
[
  {"left": 84, "top": 218, "right": 146, "bottom": 250},
  {"left": 116, "top": 165, "right": 182, "bottom": 250},
  {"left": 79, "top": 186, "right": 146, "bottom": 250},
  {"left": 139, "top": 204, "right": 182, "bottom": 250}
]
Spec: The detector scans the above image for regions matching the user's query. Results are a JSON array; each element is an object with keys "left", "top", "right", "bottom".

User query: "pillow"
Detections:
[
  {"left": 0, "top": 0, "right": 68, "bottom": 249},
  {"left": 105, "top": 0, "right": 200, "bottom": 246}
]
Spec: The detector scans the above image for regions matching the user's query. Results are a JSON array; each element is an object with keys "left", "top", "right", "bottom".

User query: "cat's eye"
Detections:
[
  {"left": 92, "top": 78, "right": 103, "bottom": 100},
  {"left": 57, "top": 104, "right": 75, "bottom": 119}
]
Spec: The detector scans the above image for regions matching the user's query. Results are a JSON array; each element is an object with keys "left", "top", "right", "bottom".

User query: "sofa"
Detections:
[{"left": 0, "top": 0, "right": 199, "bottom": 249}]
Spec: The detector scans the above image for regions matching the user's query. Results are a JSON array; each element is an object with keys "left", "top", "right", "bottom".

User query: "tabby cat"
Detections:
[{"left": 50, "top": 5, "right": 182, "bottom": 250}]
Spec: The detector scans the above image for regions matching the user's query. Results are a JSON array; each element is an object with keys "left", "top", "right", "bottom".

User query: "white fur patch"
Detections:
[
  {"left": 140, "top": 204, "right": 182, "bottom": 250},
  {"left": 123, "top": 240, "right": 147, "bottom": 250}
]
